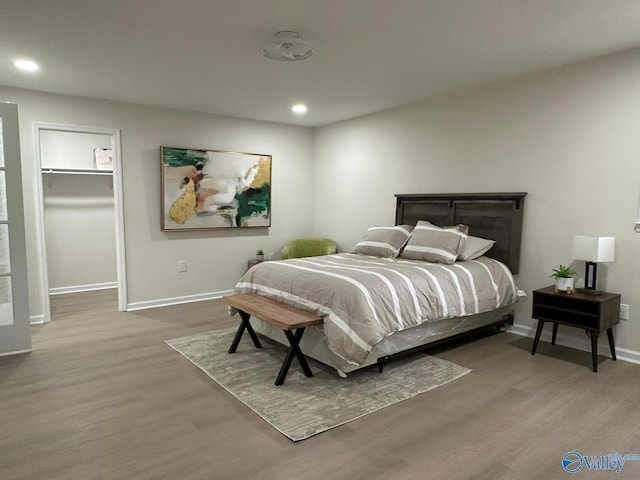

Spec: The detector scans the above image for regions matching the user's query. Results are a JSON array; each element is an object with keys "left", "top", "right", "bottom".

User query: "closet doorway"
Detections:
[{"left": 34, "top": 123, "right": 127, "bottom": 323}]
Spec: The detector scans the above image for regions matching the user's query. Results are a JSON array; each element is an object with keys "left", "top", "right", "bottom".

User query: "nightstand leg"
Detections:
[
  {"left": 607, "top": 328, "right": 617, "bottom": 361},
  {"left": 590, "top": 331, "right": 599, "bottom": 372},
  {"left": 531, "top": 320, "right": 545, "bottom": 355},
  {"left": 551, "top": 323, "right": 559, "bottom": 345}
]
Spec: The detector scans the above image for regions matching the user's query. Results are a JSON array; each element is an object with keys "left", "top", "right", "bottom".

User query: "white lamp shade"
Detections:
[{"left": 572, "top": 236, "right": 615, "bottom": 262}]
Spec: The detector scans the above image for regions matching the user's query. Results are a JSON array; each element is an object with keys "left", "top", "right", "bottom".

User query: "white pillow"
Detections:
[
  {"left": 400, "top": 221, "right": 468, "bottom": 264},
  {"left": 353, "top": 225, "right": 414, "bottom": 258},
  {"left": 457, "top": 236, "right": 496, "bottom": 261}
]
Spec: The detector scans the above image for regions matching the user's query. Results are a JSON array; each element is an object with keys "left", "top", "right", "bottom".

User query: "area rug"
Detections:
[{"left": 166, "top": 328, "right": 471, "bottom": 441}]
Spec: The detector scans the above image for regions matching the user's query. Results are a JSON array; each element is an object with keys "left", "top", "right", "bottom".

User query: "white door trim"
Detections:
[
  {"left": 0, "top": 102, "right": 32, "bottom": 354},
  {"left": 32, "top": 122, "right": 128, "bottom": 322}
]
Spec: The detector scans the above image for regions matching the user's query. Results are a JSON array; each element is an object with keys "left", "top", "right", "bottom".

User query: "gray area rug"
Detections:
[{"left": 166, "top": 328, "right": 472, "bottom": 441}]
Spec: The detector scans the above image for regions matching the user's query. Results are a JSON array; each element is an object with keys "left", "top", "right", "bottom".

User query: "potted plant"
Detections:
[
  {"left": 256, "top": 249, "right": 264, "bottom": 261},
  {"left": 550, "top": 264, "right": 577, "bottom": 293}
]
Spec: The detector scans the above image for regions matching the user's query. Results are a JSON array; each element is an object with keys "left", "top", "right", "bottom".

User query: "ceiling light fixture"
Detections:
[
  {"left": 13, "top": 59, "right": 39, "bottom": 72},
  {"left": 261, "top": 31, "right": 314, "bottom": 61},
  {"left": 292, "top": 103, "right": 308, "bottom": 115}
]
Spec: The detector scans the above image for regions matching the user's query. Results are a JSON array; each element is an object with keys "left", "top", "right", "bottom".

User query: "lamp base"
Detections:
[{"left": 576, "top": 288, "right": 603, "bottom": 296}]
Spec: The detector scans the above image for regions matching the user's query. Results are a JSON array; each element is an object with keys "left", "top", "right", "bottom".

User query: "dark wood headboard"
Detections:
[{"left": 395, "top": 192, "right": 527, "bottom": 274}]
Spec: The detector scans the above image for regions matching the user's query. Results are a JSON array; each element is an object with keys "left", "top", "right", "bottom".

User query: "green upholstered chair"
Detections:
[{"left": 281, "top": 238, "right": 338, "bottom": 260}]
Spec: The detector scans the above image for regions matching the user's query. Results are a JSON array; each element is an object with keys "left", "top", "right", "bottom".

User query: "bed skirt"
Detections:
[{"left": 250, "top": 305, "right": 515, "bottom": 377}]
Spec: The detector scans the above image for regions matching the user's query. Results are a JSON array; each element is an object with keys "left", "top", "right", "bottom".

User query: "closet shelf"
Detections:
[{"left": 42, "top": 167, "right": 112, "bottom": 176}]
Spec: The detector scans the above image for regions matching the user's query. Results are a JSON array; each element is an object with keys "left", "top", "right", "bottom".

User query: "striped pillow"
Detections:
[
  {"left": 400, "top": 221, "right": 468, "bottom": 264},
  {"left": 353, "top": 225, "right": 414, "bottom": 258}
]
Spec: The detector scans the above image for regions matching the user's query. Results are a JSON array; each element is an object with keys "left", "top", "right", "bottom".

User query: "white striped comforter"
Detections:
[{"left": 235, "top": 253, "right": 517, "bottom": 366}]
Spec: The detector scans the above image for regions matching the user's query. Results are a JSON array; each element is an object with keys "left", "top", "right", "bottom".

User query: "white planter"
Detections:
[{"left": 555, "top": 277, "right": 575, "bottom": 292}]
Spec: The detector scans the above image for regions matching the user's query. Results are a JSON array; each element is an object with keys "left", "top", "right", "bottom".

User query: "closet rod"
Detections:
[{"left": 42, "top": 168, "right": 112, "bottom": 176}]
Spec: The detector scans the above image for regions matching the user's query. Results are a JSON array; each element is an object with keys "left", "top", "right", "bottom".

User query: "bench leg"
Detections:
[
  {"left": 228, "top": 311, "right": 262, "bottom": 354},
  {"left": 275, "top": 328, "right": 312, "bottom": 386}
]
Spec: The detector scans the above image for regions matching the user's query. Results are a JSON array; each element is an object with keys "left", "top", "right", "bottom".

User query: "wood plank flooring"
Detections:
[{"left": 1, "top": 290, "right": 640, "bottom": 479}]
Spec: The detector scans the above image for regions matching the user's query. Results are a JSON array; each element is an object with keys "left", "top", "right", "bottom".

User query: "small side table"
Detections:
[
  {"left": 246, "top": 259, "right": 263, "bottom": 271},
  {"left": 531, "top": 286, "right": 620, "bottom": 372}
]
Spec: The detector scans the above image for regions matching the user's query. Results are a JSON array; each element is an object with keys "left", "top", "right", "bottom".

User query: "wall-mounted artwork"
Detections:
[{"left": 161, "top": 146, "right": 272, "bottom": 231}]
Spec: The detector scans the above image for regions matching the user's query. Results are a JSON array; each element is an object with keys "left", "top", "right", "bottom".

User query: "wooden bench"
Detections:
[{"left": 223, "top": 294, "right": 324, "bottom": 386}]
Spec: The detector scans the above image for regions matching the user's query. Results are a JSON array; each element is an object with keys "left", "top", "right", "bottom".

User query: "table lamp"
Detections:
[{"left": 571, "top": 235, "right": 615, "bottom": 295}]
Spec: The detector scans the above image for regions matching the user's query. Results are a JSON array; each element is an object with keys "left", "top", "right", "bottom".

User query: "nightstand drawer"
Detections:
[
  {"left": 533, "top": 293, "right": 600, "bottom": 315},
  {"left": 532, "top": 304, "right": 598, "bottom": 329}
]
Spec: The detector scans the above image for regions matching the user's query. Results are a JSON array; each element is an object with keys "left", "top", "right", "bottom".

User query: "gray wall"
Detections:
[
  {"left": 0, "top": 87, "right": 315, "bottom": 316},
  {"left": 313, "top": 48, "right": 640, "bottom": 355}
]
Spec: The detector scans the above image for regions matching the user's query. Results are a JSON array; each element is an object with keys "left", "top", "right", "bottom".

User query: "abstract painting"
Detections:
[{"left": 161, "top": 147, "right": 271, "bottom": 231}]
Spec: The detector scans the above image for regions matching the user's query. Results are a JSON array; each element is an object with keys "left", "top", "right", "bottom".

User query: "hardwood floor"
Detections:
[{"left": 1, "top": 290, "right": 640, "bottom": 479}]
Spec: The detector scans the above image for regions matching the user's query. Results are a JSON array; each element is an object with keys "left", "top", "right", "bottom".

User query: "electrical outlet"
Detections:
[
  {"left": 619, "top": 303, "right": 629, "bottom": 321},
  {"left": 177, "top": 260, "right": 187, "bottom": 273}
]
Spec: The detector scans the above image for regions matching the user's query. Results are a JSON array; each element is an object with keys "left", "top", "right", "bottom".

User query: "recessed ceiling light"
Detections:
[
  {"left": 292, "top": 103, "right": 308, "bottom": 115},
  {"left": 13, "top": 59, "right": 39, "bottom": 72}
]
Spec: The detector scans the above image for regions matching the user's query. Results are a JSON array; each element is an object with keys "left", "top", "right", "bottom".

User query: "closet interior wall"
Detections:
[{"left": 40, "top": 130, "right": 117, "bottom": 295}]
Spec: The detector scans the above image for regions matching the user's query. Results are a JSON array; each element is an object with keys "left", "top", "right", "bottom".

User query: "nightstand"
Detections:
[
  {"left": 246, "top": 259, "right": 263, "bottom": 271},
  {"left": 531, "top": 286, "right": 620, "bottom": 372}
]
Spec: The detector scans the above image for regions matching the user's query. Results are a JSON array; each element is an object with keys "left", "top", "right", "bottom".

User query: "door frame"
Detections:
[
  {"left": 0, "top": 103, "right": 31, "bottom": 354},
  {"left": 33, "top": 122, "right": 127, "bottom": 322}
]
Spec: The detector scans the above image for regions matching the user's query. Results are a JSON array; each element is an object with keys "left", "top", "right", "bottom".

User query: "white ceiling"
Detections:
[{"left": 3, "top": 0, "right": 640, "bottom": 127}]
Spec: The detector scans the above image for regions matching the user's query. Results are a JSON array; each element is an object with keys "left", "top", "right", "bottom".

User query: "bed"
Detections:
[{"left": 234, "top": 192, "right": 527, "bottom": 376}]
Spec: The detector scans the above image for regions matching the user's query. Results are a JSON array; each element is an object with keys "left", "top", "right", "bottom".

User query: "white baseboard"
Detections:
[
  {"left": 49, "top": 282, "right": 118, "bottom": 296},
  {"left": 126, "top": 289, "right": 234, "bottom": 311},
  {"left": 30, "top": 314, "right": 46, "bottom": 325},
  {"left": 508, "top": 323, "right": 640, "bottom": 366},
  {"left": 0, "top": 348, "right": 32, "bottom": 357}
]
